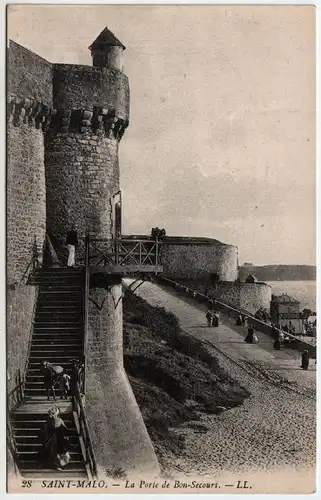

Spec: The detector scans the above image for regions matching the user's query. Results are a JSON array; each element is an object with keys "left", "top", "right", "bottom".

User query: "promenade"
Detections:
[{"left": 125, "top": 279, "right": 316, "bottom": 484}]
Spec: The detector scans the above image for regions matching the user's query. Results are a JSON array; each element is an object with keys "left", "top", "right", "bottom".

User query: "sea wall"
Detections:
[
  {"left": 157, "top": 277, "right": 316, "bottom": 359},
  {"left": 161, "top": 240, "right": 238, "bottom": 282},
  {"left": 171, "top": 277, "right": 271, "bottom": 314}
]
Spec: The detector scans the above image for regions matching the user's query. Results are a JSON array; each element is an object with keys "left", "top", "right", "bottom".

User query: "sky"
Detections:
[{"left": 7, "top": 4, "right": 316, "bottom": 265}]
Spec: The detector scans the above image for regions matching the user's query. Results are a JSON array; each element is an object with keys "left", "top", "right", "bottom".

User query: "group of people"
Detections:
[
  {"left": 206, "top": 309, "right": 220, "bottom": 327},
  {"left": 39, "top": 406, "right": 71, "bottom": 471},
  {"left": 40, "top": 360, "right": 84, "bottom": 401}
]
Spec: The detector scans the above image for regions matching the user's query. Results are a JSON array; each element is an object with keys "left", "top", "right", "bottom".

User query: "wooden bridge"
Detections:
[{"left": 84, "top": 236, "right": 163, "bottom": 275}]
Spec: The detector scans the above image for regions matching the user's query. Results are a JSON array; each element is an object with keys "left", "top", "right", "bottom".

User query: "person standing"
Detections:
[
  {"left": 66, "top": 226, "right": 78, "bottom": 268},
  {"left": 244, "top": 325, "right": 255, "bottom": 344},
  {"left": 206, "top": 310, "right": 213, "bottom": 327},
  {"left": 58, "top": 373, "right": 71, "bottom": 400},
  {"left": 301, "top": 350, "right": 310, "bottom": 370}
]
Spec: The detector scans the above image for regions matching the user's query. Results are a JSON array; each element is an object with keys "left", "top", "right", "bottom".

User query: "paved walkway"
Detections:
[
  {"left": 126, "top": 280, "right": 316, "bottom": 389},
  {"left": 124, "top": 279, "right": 316, "bottom": 483}
]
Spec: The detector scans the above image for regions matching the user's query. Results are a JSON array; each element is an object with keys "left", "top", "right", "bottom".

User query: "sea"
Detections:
[{"left": 266, "top": 281, "right": 317, "bottom": 312}]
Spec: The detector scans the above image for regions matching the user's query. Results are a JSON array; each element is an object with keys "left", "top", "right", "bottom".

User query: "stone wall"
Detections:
[
  {"left": 172, "top": 278, "right": 271, "bottom": 314},
  {"left": 7, "top": 285, "right": 37, "bottom": 394},
  {"left": 7, "top": 122, "right": 46, "bottom": 283},
  {"left": 215, "top": 282, "right": 271, "bottom": 313},
  {"left": 8, "top": 41, "right": 53, "bottom": 105},
  {"left": 53, "top": 64, "right": 129, "bottom": 120},
  {"left": 7, "top": 41, "right": 47, "bottom": 399},
  {"left": 85, "top": 276, "right": 159, "bottom": 475},
  {"left": 161, "top": 241, "right": 238, "bottom": 282},
  {"left": 45, "top": 132, "right": 120, "bottom": 239}
]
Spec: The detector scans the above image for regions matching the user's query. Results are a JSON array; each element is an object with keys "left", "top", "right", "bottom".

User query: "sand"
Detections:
[{"left": 124, "top": 279, "right": 316, "bottom": 479}]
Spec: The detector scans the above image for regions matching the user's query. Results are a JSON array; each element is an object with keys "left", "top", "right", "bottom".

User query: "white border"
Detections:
[{"left": 1, "top": 2, "right": 319, "bottom": 499}]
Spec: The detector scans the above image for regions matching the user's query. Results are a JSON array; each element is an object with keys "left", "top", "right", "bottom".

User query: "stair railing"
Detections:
[
  {"left": 83, "top": 234, "right": 90, "bottom": 394},
  {"left": 7, "top": 411, "right": 19, "bottom": 475},
  {"left": 72, "top": 384, "right": 98, "bottom": 479},
  {"left": 7, "top": 369, "right": 24, "bottom": 411}
]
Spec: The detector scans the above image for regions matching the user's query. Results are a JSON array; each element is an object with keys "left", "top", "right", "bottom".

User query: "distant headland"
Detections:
[{"left": 238, "top": 264, "right": 316, "bottom": 282}]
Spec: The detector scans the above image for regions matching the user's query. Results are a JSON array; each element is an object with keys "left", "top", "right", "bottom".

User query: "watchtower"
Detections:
[{"left": 89, "top": 26, "right": 125, "bottom": 71}]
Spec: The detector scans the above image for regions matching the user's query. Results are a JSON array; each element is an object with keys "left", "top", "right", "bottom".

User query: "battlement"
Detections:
[{"left": 7, "top": 94, "right": 128, "bottom": 139}]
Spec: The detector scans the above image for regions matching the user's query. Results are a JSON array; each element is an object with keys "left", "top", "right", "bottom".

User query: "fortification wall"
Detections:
[
  {"left": 53, "top": 64, "right": 129, "bottom": 120},
  {"left": 161, "top": 242, "right": 238, "bottom": 282},
  {"left": 45, "top": 132, "right": 120, "bottom": 239},
  {"left": 7, "top": 120, "right": 46, "bottom": 391},
  {"left": 7, "top": 41, "right": 49, "bottom": 395},
  {"left": 171, "top": 278, "right": 271, "bottom": 314},
  {"left": 214, "top": 282, "right": 271, "bottom": 314},
  {"left": 85, "top": 275, "right": 160, "bottom": 475},
  {"left": 7, "top": 122, "right": 46, "bottom": 282},
  {"left": 8, "top": 41, "right": 53, "bottom": 105},
  {"left": 7, "top": 286, "right": 37, "bottom": 394}
]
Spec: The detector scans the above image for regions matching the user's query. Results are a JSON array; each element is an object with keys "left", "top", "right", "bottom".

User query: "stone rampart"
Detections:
[
  {"left": 8, "top": 40, "right": 53, "bottom": 105},
  {"left": 7, "top": 121, "right": 46, "bottom": 283},
  {"left": 53, "top": 64, "right": 129, "bottom": 121},
  {"left": 161, "top": 239, "right": 238, "bottom": 282}
]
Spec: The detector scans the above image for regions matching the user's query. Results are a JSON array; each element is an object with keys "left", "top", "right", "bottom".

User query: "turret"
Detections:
[{"left": 89, "top": 26, "right": 125, "bottom": 71}]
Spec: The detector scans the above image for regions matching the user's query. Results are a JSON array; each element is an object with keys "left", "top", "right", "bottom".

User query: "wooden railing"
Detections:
[
  {"left": 85, "top": 237, "right": 162, "bottom": 269},
  {"left": 7, "top": 414, "right": 19, "bottom": 474},
  {"left": 72, "top": 385, "right": 98, "bottom": 479},
  {"left": 7, "top": 371, "right": 25, "bottom": 474},
  {"left": 7, "top": 370, "right": 24, "bottom": 411}
]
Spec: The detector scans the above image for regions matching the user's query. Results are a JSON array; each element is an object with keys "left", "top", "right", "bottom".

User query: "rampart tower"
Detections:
[
  {"left": 45, "top": 27, "right": 129, "bottom": 240},
  {"left": 7, "top": 27, "right": 159, "bottom": 477}
]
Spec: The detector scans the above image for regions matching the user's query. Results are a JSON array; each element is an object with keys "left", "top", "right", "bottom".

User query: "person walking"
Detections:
[
  {"left": 206, "top": 310, "right": 213, "bottom": 327},
  {"left": 66, "top": 226, "right": 78, "bottom": 268},
  {"left": 212, "top": 311, "right": 220, "bottom": 327},
  {"left": 58, "top": 373, "right": 71, "bottom": 400},
  {"left": 70, "top": 359, "right": 82, "bottom": 396},
  {"left": 301, "top": 349, "right": 310, "bottom": 370},
  {"left": 236, "top": 314, "right": 243, "bottom": 326},
  {"left": 244, "top": 325, "right": 255, "bottom": 344},
  {"left": 39, "top": 407, "right": 70, "bottom": 470}
]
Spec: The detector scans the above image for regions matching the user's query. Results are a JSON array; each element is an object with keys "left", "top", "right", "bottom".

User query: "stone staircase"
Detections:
[{"left": 10, "top": 268, "right": 88, "bottom": 479}]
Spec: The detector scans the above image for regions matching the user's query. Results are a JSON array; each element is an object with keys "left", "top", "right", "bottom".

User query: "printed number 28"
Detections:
[{"left": 22, "top": 480, "right": 32, "bottom": 488}]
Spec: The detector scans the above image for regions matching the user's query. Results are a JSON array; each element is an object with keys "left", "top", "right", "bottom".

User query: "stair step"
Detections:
[
  {"left": 30, "top": 344, "right": 81, "bottom": 349},
  {"left": 34, "top": 326, "right": 81, "bottom": 330},
  {"left": 15, "top": 428, "right": 79, "bottom": 436},
  {"left": 19, "top": 469, "right": 87, "bottom": 479},
  {"left": 37, "top": 306, "right": 82, "bottom": 310}
]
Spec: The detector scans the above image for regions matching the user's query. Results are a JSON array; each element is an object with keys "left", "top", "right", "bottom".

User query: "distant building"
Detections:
[
  {"left": 243, "top": 262, "right": 253, "bottom": 267},
  {"left": 270, "top": 294, "right": 303, "bottom": 334}
]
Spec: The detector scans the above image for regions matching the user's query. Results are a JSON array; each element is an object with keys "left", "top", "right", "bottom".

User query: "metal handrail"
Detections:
[
  {"left": 157, "top": 276, "right": 316, "bottom": 351},
  {"left": 72, "top": 384, "right": 98, "bottom": 479}
]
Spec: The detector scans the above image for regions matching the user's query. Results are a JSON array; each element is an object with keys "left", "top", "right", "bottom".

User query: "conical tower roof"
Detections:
[{"left": 89, "top": 27, "right": 126, "bottom": 50}]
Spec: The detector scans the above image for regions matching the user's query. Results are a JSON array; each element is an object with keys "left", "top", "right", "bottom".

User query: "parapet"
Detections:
[{"left": 52, "top": 64, "right": 130, "bottom": 122}]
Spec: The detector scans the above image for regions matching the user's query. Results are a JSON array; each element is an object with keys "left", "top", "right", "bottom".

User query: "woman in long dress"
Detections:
[
  {"left": 301, "top": 350, "right": 310, "bottom": 370},
  {"left": 244, "top": 326, "right": 254, "bottom": 343},
  {"left": 40, "top": 407, "right": 70, "bottom": 470}
]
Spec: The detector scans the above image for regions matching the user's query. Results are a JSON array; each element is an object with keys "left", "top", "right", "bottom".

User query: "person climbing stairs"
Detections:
[{"left": 9, "top": 267, "right": 89, "bottom": 479}]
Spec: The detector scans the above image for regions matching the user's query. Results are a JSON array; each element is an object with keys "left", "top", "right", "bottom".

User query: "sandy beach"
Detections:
[{"left": 126, "top": 280, "right": 316, "bottom": 484}]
